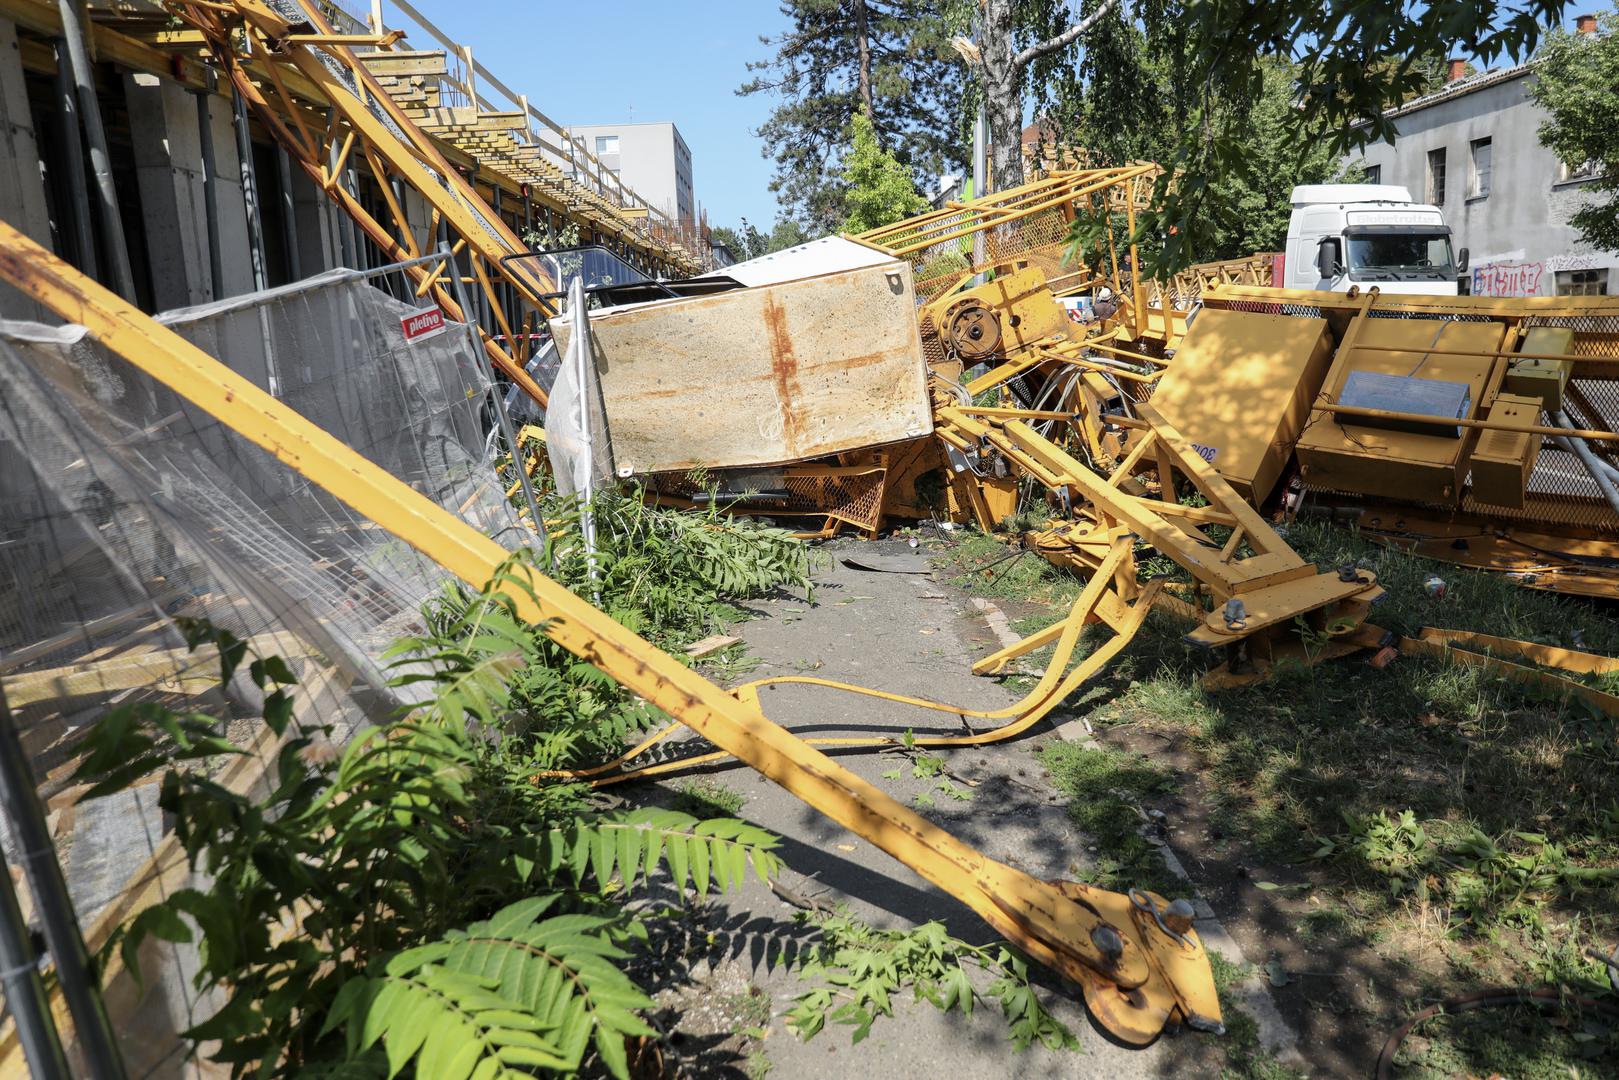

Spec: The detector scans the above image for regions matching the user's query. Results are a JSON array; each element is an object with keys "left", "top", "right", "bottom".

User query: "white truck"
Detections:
[{"left": 1280, "top": 184, "right": 1466, "bottom": 296}]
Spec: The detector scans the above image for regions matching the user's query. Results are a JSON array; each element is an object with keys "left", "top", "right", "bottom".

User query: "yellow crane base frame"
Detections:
[{"left": 0, "top": 221, "right": 1221, "bottom": 1047}]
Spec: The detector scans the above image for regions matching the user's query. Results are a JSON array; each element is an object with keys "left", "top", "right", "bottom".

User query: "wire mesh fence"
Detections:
[{"left": 0, "top": 252, "right": 539, "bottom": 1075}]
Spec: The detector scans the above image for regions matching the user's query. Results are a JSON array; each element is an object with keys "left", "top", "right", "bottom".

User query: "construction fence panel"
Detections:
[{"left": 0, "top": 256, "right": 533, "bottom": 1076}]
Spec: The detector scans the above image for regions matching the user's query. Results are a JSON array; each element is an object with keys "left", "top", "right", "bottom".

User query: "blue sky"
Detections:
[{"left": 399, "top": 1, "right": 793, "bottom": 231}]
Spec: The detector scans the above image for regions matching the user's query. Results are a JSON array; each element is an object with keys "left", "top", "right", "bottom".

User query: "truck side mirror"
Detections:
[
  {"left": 1457, "top": 247, "right": 1470, "bottom": 273},
  {"left": 1316, "top": 237, "right": 1341, "bottom": 280}
]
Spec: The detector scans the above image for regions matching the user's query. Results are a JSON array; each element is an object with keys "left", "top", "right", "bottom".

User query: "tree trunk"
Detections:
[
  {"left": 853, "top": 0, "right": 874, "bottom": 121},
  {"left": 979, "top": 0, "right": 1024, "bottom": 192}
]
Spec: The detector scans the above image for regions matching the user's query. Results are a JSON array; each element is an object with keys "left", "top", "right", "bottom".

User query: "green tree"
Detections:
[
  {"left": 742, "top": 1, "right": 964, "bottom": 231},
  {"left": 1141, "top": 0, "right": 1571, "bottom": 271},
  {"left": 957, "top": 0, "right": 1125, "bottom": 191},
  {"left": 1198, "top": 59, "right": 1343, "bottom": 259},
  {"left": 839, "top": 112, "right": 929, "bottom": 233},
  {"left": 712, "top": 216, "right": 818, "bottom": 264},
  {"left": 769, "top": 217, "right": 815, "bottom": 250},
  {"left": 712, "top": 222, "right": 768, "bottom": 262},
  {"left": 1530, "top": 12, "right": 1619, "bottom": 251},
  {"left": 971, "top": 0, "right": 1574, "bottom": 270}
]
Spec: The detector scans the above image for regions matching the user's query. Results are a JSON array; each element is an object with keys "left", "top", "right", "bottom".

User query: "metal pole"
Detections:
[
  {"left": 0, "top": 838, "right": 70, "bottom": 1079},
  {"left": 568, "top": 276, "right": 601, "bottom": 602},
  {"left": 326, "top": 108, "right": 357, "bottom": 269},
  {"left": 192, "top": 68, "right": 225, "bottom": 300},
  {"left": 346, "top": 167, "right": 367, "bottom": 270},
  {"left": 232, "top": 90, "right": 268, "bottom": 292},
  {"left": 0, "top": 680, "right": 126, "bottom": 1079},
  {"left": 55, "top": 0, "right": 136, "bottom": 302},
  {"left": 277, "top": 146, "right": 301, "bottom": 281},
  {"left": 442, "top": 244, "right": 544, "bottom": 538},
  {"left": 971, "top": 12, "right": 987, "bottom": 276},
  {"left": 390, "top": 175, "right": 409, "bottom": 259},
  {"left": 51, "top": 39, "right": 97, "bottom": 280}
]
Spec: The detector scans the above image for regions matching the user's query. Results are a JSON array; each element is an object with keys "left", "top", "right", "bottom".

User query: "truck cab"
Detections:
[{"left": 1281, "top": 184, "right": 1465, "bottom": 296}]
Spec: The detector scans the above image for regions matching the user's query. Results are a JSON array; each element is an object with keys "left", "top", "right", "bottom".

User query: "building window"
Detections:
[
  {"left": 1468, "top": 138, "right": 1491, "bottom": 198},
  {"left": 1363, "top": 164, "right": 1381, "bottom": 184},
  {"left": 1556, "top": 268, "right": 1609, "bottom": 296},
  {"left": 595, "top": 135, "right": 619, "bottom": 155},
  {"left": 1559, "top": 158, "right": 1603, "bottom": 184},
  {"left": 1426, "top": 148, "right": 1447, "bottom": 206}
]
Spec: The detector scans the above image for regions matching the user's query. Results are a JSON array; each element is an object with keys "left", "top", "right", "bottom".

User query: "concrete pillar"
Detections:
[
  {"left": 403, "top": 186, "right": 433, "bottom": 256},
  {"left": 0, "top": 17, "right": 53, "bottom": 319},
  {"left": 289, "top": 165, "right": 340, "bottom": 275},
  {"left": 124, "top": 73, "right": 254, "bottom": 308}
]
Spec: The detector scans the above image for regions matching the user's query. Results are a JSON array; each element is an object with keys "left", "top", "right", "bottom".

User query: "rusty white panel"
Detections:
[
  {"left": 721, "top": 235, "right": 899, "bottom": 287},
  {"left": 558, "top": 261, "right": 933, "bottom": 474}
]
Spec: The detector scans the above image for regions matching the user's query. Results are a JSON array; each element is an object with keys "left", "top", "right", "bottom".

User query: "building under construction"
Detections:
[{"left": 0, "top": 0, "right": 713, "bottom": 327}]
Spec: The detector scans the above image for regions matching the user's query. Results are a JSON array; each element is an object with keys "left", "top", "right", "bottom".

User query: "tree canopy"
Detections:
[
  {"left": 1530, "top": 12, "right": 1619, "bottom": 251},
  {"left": 1139, "top": 0, "right": 1571, "bottom": 271},
  {"left": 839, "top": 113, "right": 930, "bottom": 233},
  {"left": 745, "top": 1, "right": 1580, "bottom": 272},
  {"left": 712, "top": 218, "right": 816, "bottom": 262},
  {"left": 741, "top": 0, "right": 964, "bottom": 232}
]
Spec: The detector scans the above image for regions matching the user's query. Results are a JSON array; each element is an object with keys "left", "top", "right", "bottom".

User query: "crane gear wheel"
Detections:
[{"left": 944, "top": 298, "right": 1003, "bottom": 361}]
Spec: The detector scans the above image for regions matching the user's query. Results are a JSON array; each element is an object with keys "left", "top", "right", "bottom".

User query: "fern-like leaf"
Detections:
[
  {"left": 325, "top": 897, "right": 657, "bottom": 1080},
  {"left": 533, "top": 808, "right": 783, "bottom": 897}
]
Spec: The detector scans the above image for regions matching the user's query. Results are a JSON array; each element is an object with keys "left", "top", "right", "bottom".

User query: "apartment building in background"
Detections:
[
  {"left": 565, "top": 122, "right": 696, "bottom": 227},
  {"left": 1347, "top": 15, "right": 1615, "bottom": 297}
]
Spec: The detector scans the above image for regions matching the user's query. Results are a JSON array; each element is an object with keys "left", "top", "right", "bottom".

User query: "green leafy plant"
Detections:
[
  {"left": 74, "top": 593, "right": 783, "bottom": 1078},
  {"left": 1323, "top": 809, "right": 1619, "bottom": 928},
  {"left": 838, "top": 112, "right": 929, "bottom": 233},
  {"left": 786, "top": 911, "right": 1077, "bottom": 1052},
  {"left": 409, "top": 492, "right": 813, "bottom": 766}
]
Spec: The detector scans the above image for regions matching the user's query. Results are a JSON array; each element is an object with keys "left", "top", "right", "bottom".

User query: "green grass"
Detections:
[
  {"left": 1207, "top": 955, "right": 1306, "bottom": 1080},
  {"left": 1036, "top": 740, "right": 1183, "bottom": 896},
  {"left": 955, "top": 515, "right": 1619, "bottom": 1072},
  {"left": 672, "top": 778, "right": 746, "bottom": 817},
  {"left": 1387, "top": 1002, "right": 1619, "bottom": 1078},
  {"left": 1100, "top": 525, "right": 1619, "bottom": 936},
  {"left": 934, "top": 528, "right": 1084, "bottom": 607}
]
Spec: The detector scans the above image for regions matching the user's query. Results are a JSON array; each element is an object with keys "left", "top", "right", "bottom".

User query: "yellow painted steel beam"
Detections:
[
  {"left": 1204, "top": 282, "right": 1619, "bottom": 319},
  {"left": 163, "top": 0, "right": 553, "bottom": 400},
  {"left": 0, "top": 220, "right": 1220, "bottom": 1047},
  {"left": 1399, "top": 629, "right": 1619, "bottom": 719},
  {"left": 934, "top": 403, "right": 1376, "bottom": 627}
]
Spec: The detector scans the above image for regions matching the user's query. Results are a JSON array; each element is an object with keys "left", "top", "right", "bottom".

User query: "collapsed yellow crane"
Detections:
[
  {"left": 0, "top": 219, "right": 1223, "bottom": 1046},
  {"left": 157, "top": 0, "right": 556, "bottom": 403},
  {"left": 852, "top": 173, "right": 1619, "bottom": 609}
]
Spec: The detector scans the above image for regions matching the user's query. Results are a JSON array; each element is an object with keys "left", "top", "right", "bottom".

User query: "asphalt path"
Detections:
[{"left": 646, "top": 538, "right": 1233, "bottom": 1078}]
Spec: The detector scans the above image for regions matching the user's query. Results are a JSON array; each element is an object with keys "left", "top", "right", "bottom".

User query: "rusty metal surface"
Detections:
[{"left": 560, "top": 262, "right": 933, "bottom": 475}]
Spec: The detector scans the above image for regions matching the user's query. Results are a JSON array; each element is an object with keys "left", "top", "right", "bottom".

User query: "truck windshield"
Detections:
[{"left": 1346, "top": 231, "right": 1456, "bottom": 282}]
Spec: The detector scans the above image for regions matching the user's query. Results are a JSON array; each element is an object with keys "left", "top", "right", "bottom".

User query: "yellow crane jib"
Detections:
[
  {"left": 0, "top": 220, "right": 1221, "bottom": 1047},
  {"left": 163, "top": 0, "right": 556, "bottom": 404},
  {"left": 935, "top": 401, "right": 1387, "bottom": 683}
]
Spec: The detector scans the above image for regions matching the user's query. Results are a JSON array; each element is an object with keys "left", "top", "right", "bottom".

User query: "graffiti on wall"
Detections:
[
  {"left": 1471, "top": 253, "right": 1610, "bottom": 297},
  {"left": 1545, "top": 253, "right": 1606, "bottom": 273},
  {"left": 1472, "top": 261, "right": 1544, "bottom": 297}
]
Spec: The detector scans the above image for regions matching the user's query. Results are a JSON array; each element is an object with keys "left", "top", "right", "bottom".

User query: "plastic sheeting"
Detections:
[
  {"left": 545, "top": 277, "right": 616, "bottom": 499},
  {"left": 0, "top": 259, "right": 532, "bottom": 1077}
]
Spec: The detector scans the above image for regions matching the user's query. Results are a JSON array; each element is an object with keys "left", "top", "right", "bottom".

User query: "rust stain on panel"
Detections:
[
  {"left": 836, "top": 349, "right": 895, "bottom": 371},
  {"left": 763, "top": 294, "right": 804, "bottom": 457}
]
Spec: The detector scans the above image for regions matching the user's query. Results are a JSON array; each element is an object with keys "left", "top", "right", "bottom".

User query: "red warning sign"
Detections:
[{"left": 400, "top": 306, "right": 447, "bottom": 343}]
